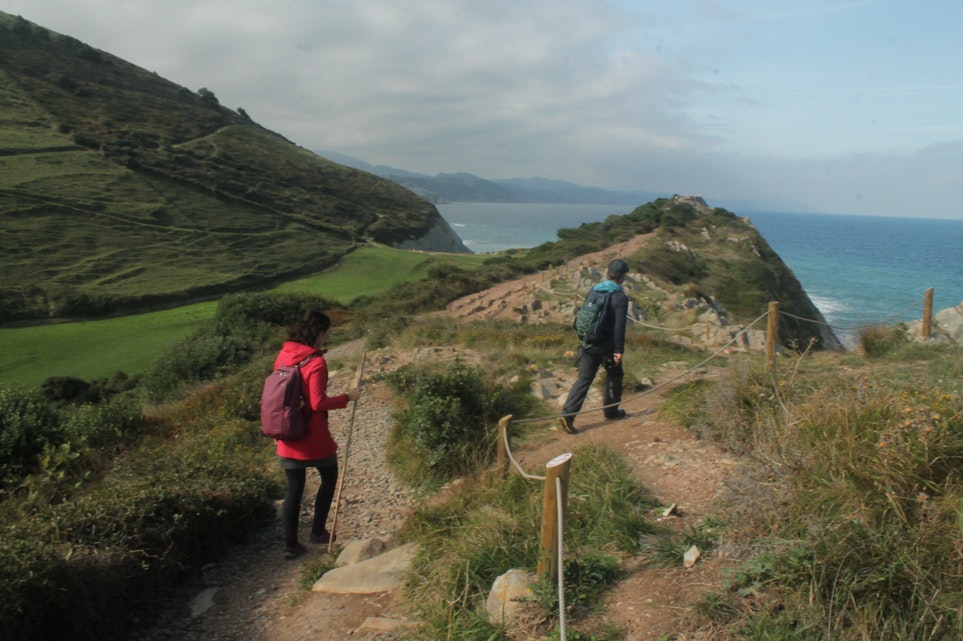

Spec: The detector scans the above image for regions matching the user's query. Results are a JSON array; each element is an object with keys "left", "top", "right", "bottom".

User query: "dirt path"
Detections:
[
  {"left": 140, "top": 368, "right": 742, "bottom": 641},
  {"left": 137, "top": 232, "right": 748, "bottom": 640},
  {"left": 509, "top": 364, "right": 742, "bottom": 640}
]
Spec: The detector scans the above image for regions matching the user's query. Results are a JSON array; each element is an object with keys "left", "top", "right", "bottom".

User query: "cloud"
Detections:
[{"left": 4, "top": 0, "right": 963, "bottom": 217}]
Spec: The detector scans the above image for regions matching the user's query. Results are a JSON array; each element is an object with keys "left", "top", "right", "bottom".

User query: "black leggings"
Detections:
[{"left": 282, "top": 462, "right": 339, "bottom": 547}]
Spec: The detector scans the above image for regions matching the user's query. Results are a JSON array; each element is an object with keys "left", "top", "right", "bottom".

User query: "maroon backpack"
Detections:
[{"left": 260, "top": 355, "right": 315, "bottom": 441}]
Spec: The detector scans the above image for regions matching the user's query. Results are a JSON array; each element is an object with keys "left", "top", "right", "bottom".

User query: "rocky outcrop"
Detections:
[
  {"left": 907, "top": 302, "right": 963, "bottom": 345},
  {"left": 443, "top": 221, "right": 842, "bottom": 354},
  {"left": 393, "top": 216, "right": 472, "bottom": 253}
]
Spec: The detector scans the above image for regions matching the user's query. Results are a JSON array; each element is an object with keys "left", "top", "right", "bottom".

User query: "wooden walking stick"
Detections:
[{"left": 328, "top": 351, "right": 366, "bottom": 554}]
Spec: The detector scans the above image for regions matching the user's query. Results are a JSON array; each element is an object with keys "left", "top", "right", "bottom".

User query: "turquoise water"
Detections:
[{"left": 438, "top": 203, "right": 963, "bottom": 340}]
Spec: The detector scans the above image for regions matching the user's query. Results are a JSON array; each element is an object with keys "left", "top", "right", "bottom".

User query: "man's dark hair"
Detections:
[{"left": 287, "top": 309, "right": 331, "bottom": 346}]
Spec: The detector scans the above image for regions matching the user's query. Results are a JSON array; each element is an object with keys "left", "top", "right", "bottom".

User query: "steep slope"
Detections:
[
  {"left": 445, "top": 196, "right": 842, "bottom": 352},
  {"left": 0, "top": 11, "right": 467, "bottom": 321}
]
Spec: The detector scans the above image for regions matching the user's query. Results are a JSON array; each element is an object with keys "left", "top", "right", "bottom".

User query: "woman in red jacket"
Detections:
[{"left": 274, "top": 310, "right": 361, "bottom": 559}]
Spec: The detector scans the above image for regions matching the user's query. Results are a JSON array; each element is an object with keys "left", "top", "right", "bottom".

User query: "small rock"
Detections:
[
  {"left": 486, "top": 569, "right": 536, "bottom": 625},
  {"left": 336, "top": 538, "right": 389, "bottom": 567},
  {"left": 683, "top": 545, "right": 701, "bottom": 569},
  {"left": 189, "top": 587, "right": 219, "bottom": 618}
]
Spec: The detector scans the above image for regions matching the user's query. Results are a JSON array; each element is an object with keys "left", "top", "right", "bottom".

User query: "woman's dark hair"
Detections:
[{"left": 287, "top": 309, "right": 331, "bottom": 346}]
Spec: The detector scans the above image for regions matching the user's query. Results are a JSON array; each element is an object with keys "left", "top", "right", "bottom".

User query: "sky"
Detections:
[{"left": 4, "top": 0, "right": 963, "bottom": 219}]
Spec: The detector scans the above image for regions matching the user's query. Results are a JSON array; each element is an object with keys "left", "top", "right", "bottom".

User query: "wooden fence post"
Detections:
[
  {"left": 537, "top": 453, "right": 572, "bottom": 581},
  {"left": 922, "top": 288, "right": 934, "bottom": 339},
  {"left": 497, "top": 415, "right": 513, "bottom": 477},
  {"left": 766, "top": 301, "right": 779, "bottom": 372}
]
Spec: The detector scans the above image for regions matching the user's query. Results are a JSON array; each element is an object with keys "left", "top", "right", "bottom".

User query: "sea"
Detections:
[{"left": 438, "top": 203, "right": 963, "bottom": 345}]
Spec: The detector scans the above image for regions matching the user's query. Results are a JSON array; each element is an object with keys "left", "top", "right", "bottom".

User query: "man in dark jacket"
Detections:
[{"left": 557, "top": 258, "right": 631, "bottom": 434}]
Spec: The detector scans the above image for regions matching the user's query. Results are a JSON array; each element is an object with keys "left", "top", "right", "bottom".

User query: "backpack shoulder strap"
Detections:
[{"left": 296, "top": 354, "right": 317, "bottom": 368}]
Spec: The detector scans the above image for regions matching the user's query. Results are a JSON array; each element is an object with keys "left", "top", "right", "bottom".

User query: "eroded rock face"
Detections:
[{"left": 393, "top": 217, "right": 472, "bottom": 253}]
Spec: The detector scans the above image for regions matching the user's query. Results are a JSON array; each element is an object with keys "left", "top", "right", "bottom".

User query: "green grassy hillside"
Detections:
[
  {"left": 0, "top": 246, "right": 486, "bottom": 388},
  {"left": 0, "top": 11, "right": 450, "bottom": 322}
]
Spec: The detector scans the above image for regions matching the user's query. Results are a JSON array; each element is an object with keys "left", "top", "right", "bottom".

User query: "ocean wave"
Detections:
[{"left": 809, "top": 294, "right": 847, "bottom": 315}]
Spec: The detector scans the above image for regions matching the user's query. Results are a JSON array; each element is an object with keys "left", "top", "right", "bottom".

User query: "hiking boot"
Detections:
[
  {"left": 604, "top": 409, "right": 627, "bottom": 420},
  {"left": 309, "top": 530, "right": 335, "bottom": 545},
  {"left": 556, "top": 415, "right": 578, "bottom": 434},
  {"left": 283, "top": 543, "right": 307, "bottom": 559}
]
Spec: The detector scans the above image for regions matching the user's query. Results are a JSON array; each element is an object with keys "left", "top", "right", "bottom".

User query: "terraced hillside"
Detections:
[{"left": 0, "top": 11, "right": 464, "bottom": 322}]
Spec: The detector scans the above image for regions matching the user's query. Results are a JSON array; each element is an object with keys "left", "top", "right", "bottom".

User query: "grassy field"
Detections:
[
  {"left": 0, "top": 303, "right": 217, "bottom": 388},
  {"left": 0, "top": 246, "right": 486, "bottom": 388},
  {"left": 270, "top": 246, "right": 487, "bottom": 300}
]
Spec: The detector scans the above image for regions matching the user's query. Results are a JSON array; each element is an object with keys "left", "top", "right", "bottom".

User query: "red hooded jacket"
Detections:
[{"left": 273, "top": 341, "right": 350, "bottom": 461}]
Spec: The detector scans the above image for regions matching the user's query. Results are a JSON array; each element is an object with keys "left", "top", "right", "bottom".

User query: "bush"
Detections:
[
  {"left": 212, "top": 291, "right": 339, "bottom": 330},
  {"left": 0, "top": 416, "right": 278, "bottom": 641},
  {"left": 140, "top": 292, "right": 341, "bottom": 403},
  {"left": 60, "top": 394, "right": 148, "bottom": 450},
  {"left": 0, "top": 386, "right": 60, "bottom": 480},
  {"left": 140, "top": 329, "right": 255, "bottom": 402},
  {"left": 857, "top": 323, "right": 908, "bottom": 358},
  {"left": 386, "top": 363, "right": 536, "bottom": 487},
  {"left": 41, "top": 372, "right": 137, "bottom": 407}
]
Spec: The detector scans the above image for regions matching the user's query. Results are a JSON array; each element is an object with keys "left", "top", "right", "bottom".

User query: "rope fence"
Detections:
[
  {"left": 555, "top": 474, "right": 568, "bottom": 641},
  {"left": 490, "top": 287, "right": 937, "bottom": 640},
  {"left": 535, "top": 277, "right": 936, "bottom": 341},
  {"left": 511, "top": 310, "right": 770, "bottom": 427},
  {"left": 779, "top": 293, "right": 927, "bottom": 332}
]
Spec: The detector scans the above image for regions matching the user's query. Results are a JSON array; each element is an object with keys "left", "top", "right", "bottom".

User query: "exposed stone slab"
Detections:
[{"left": 312, "top": 543, "right": 418, "bottom": 594}]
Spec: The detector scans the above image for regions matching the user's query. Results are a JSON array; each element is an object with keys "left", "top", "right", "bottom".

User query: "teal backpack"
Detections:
[{"left": 574, "top": 287, "right": 617, "bottom": 345}]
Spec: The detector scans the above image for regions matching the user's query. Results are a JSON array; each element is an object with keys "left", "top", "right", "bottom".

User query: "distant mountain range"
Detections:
[
  {"left": 317, "top": 150, "right": 815, "bottom": 214},
  {"left": 317, "top": 151, "right": 669, "bottom": 206}
]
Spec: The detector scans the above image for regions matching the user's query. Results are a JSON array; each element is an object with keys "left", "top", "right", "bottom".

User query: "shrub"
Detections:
[
  {"left": 41, "top": 373, "right": 137, "bottom": 407},
  {"left": 60, "top": 394, "right": 148, "bottom": 450},
  {"left": 40, "top": 376, "right": 92, "bottom": 404},
  {"left": 857, "top": 323, "right": 907, "bottom": 358},
  {"left": 140, "top": 329, "right": 254, "bottom": 402},
  {"left": 385, "top": 363, "right": 534, "bottom": 487},
  {"left": 212, "top": 291, "right": 338, "bottom": 330},
  {"left": 140, "top": 292, "right": 341, "bottom": 403},
  {"left": 0, "top": 386, "right": 60, "bottom": 480},
  {"left": 0, "top": 415, "right": 279, "bottom": 641}
]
